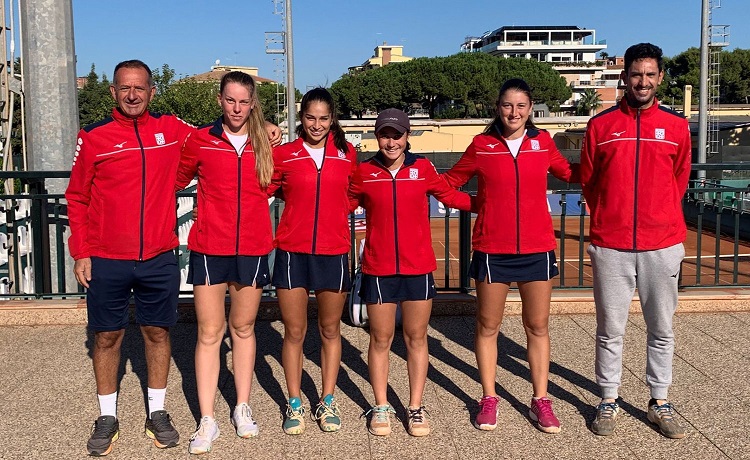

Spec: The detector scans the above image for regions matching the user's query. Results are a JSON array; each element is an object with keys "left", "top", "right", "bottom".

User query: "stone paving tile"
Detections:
[{"left": 1, "top": 312, "right": 747, "bottom": 459}]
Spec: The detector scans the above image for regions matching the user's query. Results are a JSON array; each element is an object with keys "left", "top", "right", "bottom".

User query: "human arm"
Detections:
[
  {"left": 347, "top": 167, "right": 363, "bottom": 212},
  {"left": 674, "top": 118, "right": 692, "bottom": 196},
  {"left": 65, "top": 130, "right": 96, "bottom": 262},
  {"left": 579, "top": 122, "right": 597, "bottom": 203},
  {"left": 548, "top": 139, "right": 580, "bottom": 184},
  {"left": 427, "top": 161, "right": 472, "bottom": 211},
  {"left": 265, "top": 121, "right": 282, "bottom": 147},
  {"left": 442, "top": 141, "right": 478, "bottom": 188},
  {"left": 74, "top": 258, "right": 92, "bottom": 288},
  {"left": 175, "top": 132, "right": 199, "bottom": 191}
]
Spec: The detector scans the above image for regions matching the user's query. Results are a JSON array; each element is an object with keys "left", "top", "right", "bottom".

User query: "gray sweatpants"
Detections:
[{"left": 587, "top": 243, "right": 684, "bottom": 400}]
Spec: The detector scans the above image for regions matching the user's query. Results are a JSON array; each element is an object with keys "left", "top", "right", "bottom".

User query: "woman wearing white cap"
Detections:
[{"left": 349, "top": 108, "right": 472, "bottom": 437}]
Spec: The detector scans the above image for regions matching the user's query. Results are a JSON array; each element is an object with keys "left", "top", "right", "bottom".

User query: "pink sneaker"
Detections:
[
  {"left": 529, "top": 397, "right": 561, "bottom": 433},
  {"left": 474, "top": 395, "right": 500, "bottom": 431}
]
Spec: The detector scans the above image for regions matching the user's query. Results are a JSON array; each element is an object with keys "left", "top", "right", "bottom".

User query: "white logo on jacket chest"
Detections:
[
  {"left": 486, "top": 142, "right": 500, "bottom": 149},
  {"left": 291, "top": 149, "right": 302, "bottom": 157},
  {"left": 370, "top": 171, "right": 382, "bottom": 178},
  {"left": 211, "top": 140, "right": 221, "bottom": 145},
  {"left": 409, "top": 168, "right": 419, "bottom": 179},
  {"left": 155, "top": 133, "right": 165, "bottom": 145},
  {"left": 655, "top": 128, "right": 665, "bottom": 140},
  {"left": 338, "top": 151, "right": 346, "bottom": 159},
  {"left": 612, "top": 130, "right": 626, "bottom": 137},
  {"left": 530, "top": 140, "right": 540, "bottom": 150},
  {"left": 114, "top": 141, "right": 127, "bottom": 149}
]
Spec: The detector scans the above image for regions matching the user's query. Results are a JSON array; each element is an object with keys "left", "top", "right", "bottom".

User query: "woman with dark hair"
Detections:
[
  {"left": 443, "top": 78, "right": 578, "bottom": 434},
  {"left": 176, "top": 71, "right": 275, "bottom": 454},
  {"left": 268, "top": 87, "right": 358, "bottom": 434}
]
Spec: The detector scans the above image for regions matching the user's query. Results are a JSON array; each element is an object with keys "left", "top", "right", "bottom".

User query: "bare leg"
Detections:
[
  {"left": 193, "top": 283, "right": 229, "bottom": 417},
  {"left": 314, "top": 289, "right": 346, "bottom": 398},
  {"left": 400, "top": 300, "right": 432, "bottom": 408},
  {"left": 367, "top": 302, "right": 398, "bottom": 406},
  {"left": 518, "top": 280, "right": 553, "bottom": 397},
  {"left": 227, "top": 282, "right": 262, "bottom": 405},
  {"left": 474, "top": 281, "right": 510, "bottom": 396},
  {"left": 277, "top": 287, "right": 309, "bottom": 399},
  {"left": 93, "top": 329, "right": 126, "bottom": 395},
  {"left": 141, "top": 325, "right": 171, "bottom": 389}
]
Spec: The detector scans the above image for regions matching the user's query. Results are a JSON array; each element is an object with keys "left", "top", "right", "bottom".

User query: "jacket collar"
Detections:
[
  {"left": 112, "top": 107, "right": 150, "bottom": 127},
  {"left": 619, "top": 96, "right": 661, "bottom": 117},
  {"left": 373, "top": 149, "right": 418, "bottom": 169}
]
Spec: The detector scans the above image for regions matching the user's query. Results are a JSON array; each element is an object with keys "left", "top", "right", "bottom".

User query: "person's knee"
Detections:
[
  {"left": 95, "top": 330, "right": 125, "bottom": 350},
  {"left": 197, "top": 322, "right": 227, "bottom": 347},
  {"left": 141, "top": 325, "right": 170, "bottom": 344},
  {"left": 523, "top": 318, "right": 549, "bottom": 338},
  {"left": 476, "top": 318, "right": 501, "bottom": 338},
  {"left": 318, "top": 320, "right": 341, "bottom": 342},
  {"left": 403, "top": 329, "right": 427, "bottom": 350},
  {"left": 370, "top": 330, "right": 395, "bottom": 351},
  {"left": 284, "top": 322, "right": 307, "bottom": 344},
  {"left": 229, "top": 319, "right": 256, "bottom": 341}
]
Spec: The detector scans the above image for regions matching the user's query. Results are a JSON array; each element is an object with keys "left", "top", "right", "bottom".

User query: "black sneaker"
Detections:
[
  {"left": 144, "top": 410, "right": 180, "bottom": 448},
  {"left": 87, "top": 416, "right": 119, "bottom": 456}
]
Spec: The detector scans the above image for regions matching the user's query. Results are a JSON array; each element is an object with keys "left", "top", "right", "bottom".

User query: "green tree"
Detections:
[
  {"left": 575, "top": 88, "right": 603, "bottom": 116},
  {"left": 77, "top": 64, "right": 114, "bottom": 127}
]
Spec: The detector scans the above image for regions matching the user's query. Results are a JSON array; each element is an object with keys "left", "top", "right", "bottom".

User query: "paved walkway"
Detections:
[{"left": 2, "top": 308, "right": 749, "bottom": 459}]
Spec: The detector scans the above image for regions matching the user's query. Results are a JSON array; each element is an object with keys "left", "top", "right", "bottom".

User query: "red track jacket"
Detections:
[
  {"left": 349, "top": 151, "right": 472, "bottom": 276},
  {"left": 444, "top": 127, "right": 578, "bottom": 254},
  {"left": 269, "top": 136, "right": 357, "bottom": 255},
  {"left": 66, "top": 109, "right": 194, "bottom": 260},
  {"left": 580, "top": 98, "right": 691, "bottom": 250},
  {"left": 176, "top": 118, "right": 273, "bottom": 256}
]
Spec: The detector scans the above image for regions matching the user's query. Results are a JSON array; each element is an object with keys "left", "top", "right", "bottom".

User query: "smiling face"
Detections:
[
  {"left": 301, "top": 101, "right": 332, "bottom": 148},
  {"left": 218, "top": 82, "right": 254, "bottom": 135},
  {"left": 497, "top": 89, "right": 532, "bottom": 139},
  {"left": 376, "top": 126, "right": 409, "bottom": 170},
  {"left": 622, "top": 57, "right": 664, "bottom": 109},
  {"left": 110, "top": 66, "right": 155, "bottom": 119}
]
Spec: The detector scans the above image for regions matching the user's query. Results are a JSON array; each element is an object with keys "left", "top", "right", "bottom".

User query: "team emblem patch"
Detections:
[
  {"left": 338, "top": 151, "right": 346, "bottom": 159},
  {"left": 155, "top": 133, "right": 166, "bottom": 145},
  {"left": 409, "top": 168, "right": 419, "bottom": 179},
  {"left": 655, "top": 128, "right": 665, "bottom": 140},
  {"left": 530, "top": 139, "right": 540, "bottom": 150}
]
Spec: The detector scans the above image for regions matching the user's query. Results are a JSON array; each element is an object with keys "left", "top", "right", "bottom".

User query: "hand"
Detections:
[
  {"left": 74, "top": 257, "right": 92, "bottom": 288},
  {"left": 192, "top": 206, "right": 198, "bottom": 220},
  {"left": 265, "top": 121, "right": 282, "bottom": 147}
]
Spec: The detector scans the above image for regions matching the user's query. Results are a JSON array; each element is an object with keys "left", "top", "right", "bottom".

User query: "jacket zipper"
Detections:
[
  {"left": 235, "top": 140, "right": 248, "bottom": 255},
  {"left": 134, "top": 119, "right": 146, "bottom": 261},
  {"left": 514, "top": 155, "right": 521, "bottom": 254},
  {"left": 633, "top": 109, "right": 641, "bottom": 250},
  {"left": 311, "top": 142, "right": 325, "bottom": 254},
  {"left": 391, "top": 169, "right": 400, "bottom": 274}
]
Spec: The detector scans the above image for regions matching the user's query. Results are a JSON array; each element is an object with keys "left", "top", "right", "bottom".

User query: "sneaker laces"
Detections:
[
  {"left": 150, "top": 412, "right": 174, "bottom": 432},
  {"left": 90, "top": 418, "right": 114, "bottom": 439},
  {"left": 478, "top": 396, "right": 498, "bottom": 416},
  {"left": 408, "top": 406, "right": 428, "bottom": 424},
  {"left": 190, "top": 417, "right": 212, "bottom": 441},
  {"left": 286, "top": 404, "right": 305, "bottom": 418},
  {"left": 237, "top": 404, "right": 252, "bottom": 422},
  {"left": 597, "top": 402, "right": 619, "bottom": 420},
  {"left": 313, "top": 399, "right": 340, "bottom": 421},
  {"left": 653, "top": 402, "right": 676, "bottom": 420},
  {"left": 365, "top": 405, "right": 395, "bottom": 424},
  {"left": 534, "top": 398, "right": 554, "bottom": 417}
]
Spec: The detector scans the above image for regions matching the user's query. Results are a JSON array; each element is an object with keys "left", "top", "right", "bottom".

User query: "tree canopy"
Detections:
[{"left": 330, "top": 53, "right": 571, "bottom": 119}]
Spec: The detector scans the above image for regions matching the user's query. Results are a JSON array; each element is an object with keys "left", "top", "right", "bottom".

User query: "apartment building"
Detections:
[{"left": 461, "top": 26, "right": 623, "bottom": 115}]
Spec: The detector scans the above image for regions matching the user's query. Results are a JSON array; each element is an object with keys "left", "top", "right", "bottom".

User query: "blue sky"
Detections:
[{"left": 72, "top": 0, "right": 748, "bottom": 91}]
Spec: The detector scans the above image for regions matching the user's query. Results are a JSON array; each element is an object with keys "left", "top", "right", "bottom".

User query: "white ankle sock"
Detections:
[
  {"left": 98, "top": 392, "right": 118, "bottom": 418},
  {"left": 147, "top": 387, "right": 166, "bottom": 416}
]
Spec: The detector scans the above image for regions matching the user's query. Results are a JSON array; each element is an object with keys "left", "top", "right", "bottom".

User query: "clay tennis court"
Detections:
[{"left": 355, "top": 216, "right": 750, "bottom": 290}]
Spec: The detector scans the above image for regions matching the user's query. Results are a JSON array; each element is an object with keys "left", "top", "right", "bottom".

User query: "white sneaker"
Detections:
[
  {"left": 232, "top": 403, "right": 259, "bottom": 438},
  {"left": 188, "top": 416, "right": 219, "bottom": 455}
]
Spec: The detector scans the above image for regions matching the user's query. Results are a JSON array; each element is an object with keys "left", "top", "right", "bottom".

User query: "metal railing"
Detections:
[{"left": 2, "top": 164, "right": 750, "bottom": 298}]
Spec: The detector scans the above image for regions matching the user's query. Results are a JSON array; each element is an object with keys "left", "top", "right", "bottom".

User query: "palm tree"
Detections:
[{"left": 576, "top": 88, "right": 603, "bottom": 116}]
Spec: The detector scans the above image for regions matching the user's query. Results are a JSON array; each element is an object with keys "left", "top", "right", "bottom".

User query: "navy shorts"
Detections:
[
  {"left": 359, "top": 273, "right": 436, "bottom": 304},
  {"left": 272, "top": 249, "right": 351, "bottom": 291},
  {"left": 86, "top": 250, "right": 179, "bottom": 332},
  {"left": 469, "top": 250, "right": 559, "bottom": 283},
  {"left": 188, "top": 252, "right": 270, "bottom": 287}
]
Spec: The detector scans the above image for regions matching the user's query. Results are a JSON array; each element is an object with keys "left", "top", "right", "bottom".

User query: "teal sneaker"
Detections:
[
  {"left": 313, "top": 394, "right": 342, "bottom": 432},
  {"left": 283, "top": 398, "right": 306, "bottom": 435}
]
